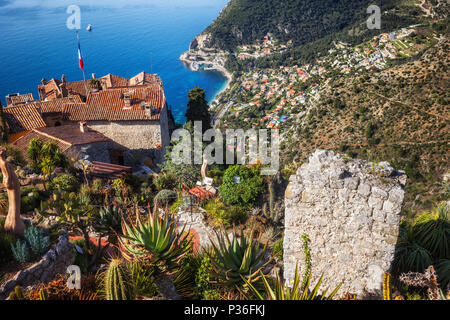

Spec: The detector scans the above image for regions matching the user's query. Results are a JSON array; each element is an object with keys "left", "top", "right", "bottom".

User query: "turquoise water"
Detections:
[{"left": 0, "top": 1, "right": 228, "bottom": 124}]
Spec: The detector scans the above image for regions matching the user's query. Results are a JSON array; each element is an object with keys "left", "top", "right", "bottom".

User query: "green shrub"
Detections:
[
  {"left": 195, "top": 251, "right": 219, "bottom": 300},
  {"left": 130, "top": 260, "right": 158, "bottom": 297},
  {"left": 0, "top": 219, "right": 16, "bottom": 266},
  {"left": 154, "top": 189, "right": 178, "bottom": 207},
  {"left": 24, "top": 226, "right": 50, "bottom": 256},
  {"left": 11, "top": 240, "right": 31, "bottom": 263},
  {"left": 20, "top": 186, "right": 46, "bottom": 213},
  {"left": 154, "top": 172, "right": 178, "bottom": 191},
  {"left": 204, "top": 198, "right": 247, "bottom": 227},
  {"left": 273, "top": 238, "right": 283, "bottom": 261},
  {"left": 50, "top": 173, "right": 79, "bottom": 192},
  {"left": 218, "top": 165, "right": 264, "bottom": 207}
]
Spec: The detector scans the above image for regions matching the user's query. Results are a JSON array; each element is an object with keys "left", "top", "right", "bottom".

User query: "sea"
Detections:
[{"left": 0, "top": 0, "right": 229, "bottom": 124}]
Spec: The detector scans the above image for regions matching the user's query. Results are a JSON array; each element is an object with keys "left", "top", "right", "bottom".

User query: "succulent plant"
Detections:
[
  {"left": 95, "top": 205, "right": 123, "bottom": 236},
  {"left": 103, "top": 258, "right": 136, "bottom": 300},
  {"left": 243, "top": 264, "right": 342, "bottom": 300},
  {"left": 208, "top": 228, "right": 274, "bottom": 287},
  {"left": 8, "top": 286, "right": 25, "bottom": 300},
  {"left": 24, "top": 225, "right": 50, "bottom": 256},
  {"left": 11, "top": 239, "right": 30, "bottom": 263},
  {"left": 119, "top": 205, "right": 192, "bottom": 269}
]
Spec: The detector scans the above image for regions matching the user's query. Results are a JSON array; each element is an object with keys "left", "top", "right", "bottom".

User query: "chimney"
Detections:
[
  {"left": 79, "top": 122, "right": 87, "bottom": 133},
  {"left": 122, "top": 92, "right": 132, "bottom": 106},
  {"left": 61, "top": 74, "right": 66, "bottom": 83},
  {"left": 91, "top": 73, "right": 96, "bottom": 79},
  {"left": 41, "top": 78, "right": 47, "bottom": 85},
  {"left": 144, "top": 104, "right": 152, "bottom": 118}
]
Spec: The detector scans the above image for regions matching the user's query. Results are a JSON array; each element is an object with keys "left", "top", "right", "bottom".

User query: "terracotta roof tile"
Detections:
[
  {"left": 35, "top": 125, "right": 109, "bottom": 146},
  {"left": 6, "top": 93, "right": 34, "bottom": 106},
  {"left": 12, "top": 131, "right": 72, "bottom": 159},
  {"left": 32, "top": 95, "right": 83, "bottom": 114},
  {"left": 3, "top": 104, "right": 47, "bottom": 133}
]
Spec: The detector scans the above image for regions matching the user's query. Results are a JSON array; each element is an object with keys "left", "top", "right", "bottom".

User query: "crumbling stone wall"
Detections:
[
  {"left": 0, "top": 234, "right": 75, "bottom": 300},
  {"left": 284, "top": 150, "right": 407, "bottom": 299}
]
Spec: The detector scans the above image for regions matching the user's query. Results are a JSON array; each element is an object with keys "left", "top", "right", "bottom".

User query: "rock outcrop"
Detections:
[{"left": 284, "top": 150, "right": 407, "bottom": 299}]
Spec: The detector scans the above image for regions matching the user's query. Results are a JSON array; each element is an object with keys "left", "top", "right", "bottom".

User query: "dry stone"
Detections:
[{"left": 284, "top": 150, "right": 406, "bottom": 299}]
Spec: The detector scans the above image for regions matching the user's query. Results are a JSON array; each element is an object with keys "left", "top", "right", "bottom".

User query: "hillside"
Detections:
[
  {"left": 197, "top": 0, "right": 423, "bottom": 66},
  {"left": 281, "top": 35, "right": 449, "bottom": 218}
]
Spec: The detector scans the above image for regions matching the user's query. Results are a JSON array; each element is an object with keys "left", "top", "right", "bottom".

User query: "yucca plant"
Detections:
[
  {"left": 436, "top": 259, "right": 450, "bottom": 290},
  {"left": 242, "top": 264, "right": 342, "bottom": 300},
  {"left": 208, "top": 228, "right": 274, "bottom": 288},
  {"left": 393, "top": 222, "right": 433, "bottom": 274},
  {"left": 119, "top": 204, "right": 192, "bottom": 270},
  {"left": 413, "top": 202, "right": 449, "bottom": 260}
]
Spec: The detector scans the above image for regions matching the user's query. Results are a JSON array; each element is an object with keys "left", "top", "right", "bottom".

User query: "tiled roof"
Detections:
[
  {"left": 2, "top": 104, "right": 47, "bottom": 133},
  {"left": 38, "top": 79, "right": 63, "bottom": 99},
  {"left": 87, "top": 86, "right": 164, "bottom": 109},
  {"left": 63, "top": 103, "right": 161, "bottom": 121},
  {"left": 89, "top": 161, "right": 132, "bottom": 179},
  {"left": 12, "top": 131, "right": 72, "bottom": 157},
  {"left": 62, "top": 85, "right": 165, "bottom": 122},
  {"left": 100, "top": 74, "right": 129, "bottom": 88},
  {"left": 65, "top": 80, "right": 89, "bottom": 97},
  {"left": 35, "top": 125, "right": 109, "bottom": 146},
  {"left": 32, "top": 95, "right": 82, "bottom": 114},
  {"left": 12, "top": 125, "right": 109, "bottom": 159},
  {"left": 129, "top": 72, "right": 162, "bottom": 86},
  {"left": 6, "top": 93, "right": 34, "bottom": 106}
]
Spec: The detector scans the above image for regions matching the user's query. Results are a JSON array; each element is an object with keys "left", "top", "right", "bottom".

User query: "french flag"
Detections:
[{"left": 76, "top": 31, "right": 84, "bottom": 70}]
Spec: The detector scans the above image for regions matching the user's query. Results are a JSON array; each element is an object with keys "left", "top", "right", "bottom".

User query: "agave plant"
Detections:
[
  {"left": 413, "top": 202, "right": 449, "bottom": 260},
  {"left": 119, "top": 205, "right": 192, "bottom": 269},
  {"left": 393, "top": 222, "right": 433, "bottom": 274},
  {"left": 208, "top": 228, "right": 274, "bottom": 287},
  {"left": 94, "top": 206, "right": 124, "bottom": 241},
  {"left": 242, "top": 264, "right": 342, "bottom": 300}
]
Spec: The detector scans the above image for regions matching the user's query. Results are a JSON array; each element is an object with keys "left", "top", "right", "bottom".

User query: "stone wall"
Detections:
[
  {"left": 86, "top": 120, "right": 165, "bottom": 161},
  {"left": 284, "top": 150, "right": 407, "bottom": 299},
  {"left": 67, "top": 142, "right": 111, "bottom": 164},
  {"left": 0, "top": 233, "right": 75, "bottom": 300}
]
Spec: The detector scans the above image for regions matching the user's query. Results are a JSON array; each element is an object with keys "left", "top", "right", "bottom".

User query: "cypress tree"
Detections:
[{"left": 185, "top": 87, "right": 211, "bottom": 133}]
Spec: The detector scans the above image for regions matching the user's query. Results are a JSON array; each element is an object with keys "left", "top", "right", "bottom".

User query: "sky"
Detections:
[{"left": 0, "top": 0, "right": 228, "bottom": 8}]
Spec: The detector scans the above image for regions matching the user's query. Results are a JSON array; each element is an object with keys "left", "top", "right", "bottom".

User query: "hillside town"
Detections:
[{"left": 215, "top": 27, "right": 433, "bottom": 132}]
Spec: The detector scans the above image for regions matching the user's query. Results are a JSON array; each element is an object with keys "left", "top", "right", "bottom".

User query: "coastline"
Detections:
[{"left": 180, "top": 51, "right": 232, "bottom": 108}]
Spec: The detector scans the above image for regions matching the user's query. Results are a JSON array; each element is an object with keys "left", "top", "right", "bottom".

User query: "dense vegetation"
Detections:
[{"left": 206, "top": 0, "right": 421, "bottom": 68}]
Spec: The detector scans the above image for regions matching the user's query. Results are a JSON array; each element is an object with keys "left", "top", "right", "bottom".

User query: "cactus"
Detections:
[
  {"left": 11, "top": 239, "right": 30, "bottom": 263},
  {"left": 262, "top": 181, "right": 283, "bottom": 226},
  {"left": 24, "top": 226, "right": 50, "bottom": 256},
  {"left": 8, "top": 286, "right": 25, "bottom": 300},
  {"left": 268, "top": 181, "right": 275, "bottom": 213},
  {"left": 103, "top": 258, "right": 136, "bottom": 300},
  {"left": 382, "top": 272, "right": 391, "bottom": 300},
  {"left": 39, "top": 289, "right": 49, "bottom": 300}
]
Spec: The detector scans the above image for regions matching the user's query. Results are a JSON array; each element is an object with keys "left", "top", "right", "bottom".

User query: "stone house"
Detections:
[
  {"left": 12, "top": 123, "right": 111, "bottom": 164},
  {"left": 3, "top": 71, "right": 173, "bottom": 168}
]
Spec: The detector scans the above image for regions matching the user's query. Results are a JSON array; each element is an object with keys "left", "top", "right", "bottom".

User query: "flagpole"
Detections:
[{"left": 76, "top": 31, "right": 90, "bottom": 100}]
